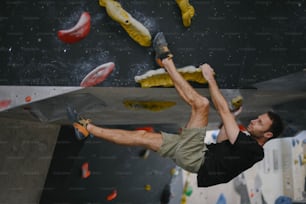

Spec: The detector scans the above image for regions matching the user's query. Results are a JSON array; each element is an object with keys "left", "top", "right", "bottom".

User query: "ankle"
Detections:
[{"left": 86, "top": 123, "right": 93, "bottom": 132}]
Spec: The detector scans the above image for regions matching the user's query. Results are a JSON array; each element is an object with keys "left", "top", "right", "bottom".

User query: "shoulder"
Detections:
[
  {"left": 235, "top": 131, "right": 260, "bottom": 146},
  {"left": 235, "top": 132, "right": 264, "bottom": 159}
]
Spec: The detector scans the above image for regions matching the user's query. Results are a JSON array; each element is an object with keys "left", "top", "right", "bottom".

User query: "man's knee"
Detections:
[{"left": 193, "top": 96, "right": 209, "bottom": 112}]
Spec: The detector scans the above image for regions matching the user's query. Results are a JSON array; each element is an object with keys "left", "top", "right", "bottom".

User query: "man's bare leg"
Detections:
[
  {"left": 153, "top": 32, "right": 209, "bottom": 128},
  {"left": 67, "top": 106, "right": 163, "bottom": 151},
  {"left": 87, "top": 124, "right": 163, "bottom": 151},
  {"left": 162, "top": 58, "right": 209, "bottom": 128}
]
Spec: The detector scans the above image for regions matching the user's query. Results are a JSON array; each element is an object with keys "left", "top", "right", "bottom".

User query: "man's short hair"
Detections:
[{"left": 267, "top": 111, "right": 285, "bottom": 139}]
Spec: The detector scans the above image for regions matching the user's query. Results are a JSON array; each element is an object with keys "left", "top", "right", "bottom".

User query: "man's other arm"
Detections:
[{"left": 201, "top": 64, "right": 240, "bottom": 144}]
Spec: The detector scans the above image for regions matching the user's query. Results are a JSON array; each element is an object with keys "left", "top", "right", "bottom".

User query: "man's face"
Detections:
[{"left": 247, "top": 113, "right": 273, "bottom": 138}]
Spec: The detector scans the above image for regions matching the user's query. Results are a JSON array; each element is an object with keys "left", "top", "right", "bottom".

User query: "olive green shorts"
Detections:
[{"left": 157, "top": 127, "right": 207, "bottom": 173}]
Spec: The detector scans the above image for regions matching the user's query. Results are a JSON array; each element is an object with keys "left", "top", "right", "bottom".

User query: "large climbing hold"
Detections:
[
  {"left": 175, "top": 0, "right": 195, "bottom": 27},
  {"left": 135, "top": 66, "right": 208, "bottom": 88},
  {"left": 80, "top": 62, "right": 115, "bottom": 87},
  {"left": 57, "top": 12, "right": 91, "bottom": 44},
  {"left": 99, "top": 0, "right": 151, "bottom": 47},
  {"left": 123, "top": 100, "right": 176, "bottom": 112}
]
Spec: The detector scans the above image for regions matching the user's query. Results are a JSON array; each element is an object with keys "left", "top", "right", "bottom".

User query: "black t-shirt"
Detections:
[{"left": 197, "top": 131, "right": 264, "bottom": 187}]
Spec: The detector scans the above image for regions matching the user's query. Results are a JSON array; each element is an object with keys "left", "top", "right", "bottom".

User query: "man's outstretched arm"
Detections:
[
  {"left": 217, "top": 106, "right": 243, "bottom": 143},
  {"left": 201, "top": 64, "right": 240, "bottom": 144}
]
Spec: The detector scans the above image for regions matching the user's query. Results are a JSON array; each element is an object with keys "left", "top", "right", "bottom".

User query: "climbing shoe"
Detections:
[
  {"left": 66, "top": 106, "right": 91, "bottom": 140},
  {"left": 153, "top": 32, "right": 173, "bottom": 67}
]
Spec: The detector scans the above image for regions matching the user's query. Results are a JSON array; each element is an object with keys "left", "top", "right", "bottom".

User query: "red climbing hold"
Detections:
[
  {"left": 81, "top": 162, "right": 91, "bottom": 179},
  {"left": 57, "top": 12, "right": 91, "bottom": 44},
  {"left": 135, "top": 126, "right": 154, "bottom": 132},
  {"left": 106, "top": 189, "right": 117, "bottom": 201},
  {"left": 25, "top": 96, "right": 32, "bottom": 103},
  {"left": 80, "top": 62, "right": 115, "bottom": 87},
  {"left": 0, "top": 99, "right": 11, "bottom": 109}
]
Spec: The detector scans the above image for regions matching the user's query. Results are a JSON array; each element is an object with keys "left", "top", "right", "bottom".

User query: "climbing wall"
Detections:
[
  {"left": 1, "top": 0, "right": 306, "bottom": 203},
  {"left": 0, "top": 0, "right": 305, "bottom": 88},
  {"left": 40, "top": 125, "right": 183, "bottom": 204}
]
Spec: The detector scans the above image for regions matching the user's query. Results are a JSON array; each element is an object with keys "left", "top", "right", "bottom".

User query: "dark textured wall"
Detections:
[{"left": 0, "top": 0, "right": 305, "bottom": 88}]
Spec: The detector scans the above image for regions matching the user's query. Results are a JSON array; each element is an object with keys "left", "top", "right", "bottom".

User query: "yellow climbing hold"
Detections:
[
  {"left": 181, "top": 194, "right": 187, "bottom": 204},
  {"left": 99, "top": 0, "right": 152, "bottom": 47},
  {"left": 170, "top": 168, "right": 179, "bottom": 176},
  {"left": 230, "top": 95, "right": 243, "bottom": 111},
  {"left": 123, "top": 100, "right": 176, "bottom": 112},
  {"left": 144, "top": 184, "right": 151, "bottom": 191},
  {"left": 135, "top": 66, "right": 208, "bottom": 88},
  {"left": 176, "top": 0, "right": 195, "bottom": 27}
]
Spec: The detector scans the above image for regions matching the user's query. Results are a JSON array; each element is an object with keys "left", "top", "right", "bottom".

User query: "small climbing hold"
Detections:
[
  {"left": 106, "top": 189, "right": 117, "bottom": 201},
  {"left": 183, "top": 178, "right": 193, "bottom": 197},
  {"left": 144, "top": 184, "right": 151, "bottom": 191},
  {"left": 216, "top": 193, "right": 227, "bottom": 204},
  {"left": 183, "top": 185, "right": 192, "bottom": 197},
  {"left": 81, "top": 162, "right": 91, "bottom": 179},
  {"left": 170, "top": 168, "right": 179, "bottom": 176},
  {"left": 135, "top": 126, "right": 154, "bottom": 132},
  {"left": 25, "top": 96, "right": 32, "bottom": 103},
  {"left": 275, "top": 196, "right": 292, "bottom": 204},
  {"left": 230, "top": 95, "right": 243, "bottom": 112},
  {"left": 0, "top": 99, "right": 11, "bottom": 109},
  {"left": 180, "top": 194, "right": 187, "bottom": 204}
]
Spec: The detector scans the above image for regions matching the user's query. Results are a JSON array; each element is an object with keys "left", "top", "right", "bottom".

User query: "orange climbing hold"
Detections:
[
  {"left": 106, "top": 189, "right": 117, "bottom": 201},
  {"left": 135, "top": 126, "right": 154, "bottom": 132},
  {"left": 81, "top": 162, "right": 91, "bottom": 179},
  {"left": 25, "top": 96, "right": 32, "bottom": 103}
]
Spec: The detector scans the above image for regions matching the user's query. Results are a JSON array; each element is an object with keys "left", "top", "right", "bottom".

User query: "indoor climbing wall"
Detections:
[
  {"left": 40, "top": 125, "right": 183, "bottom": 204},
  {"left": 1, "top": 0, "right": 306, "bottom": 203},
  {"left": 1, "top": 0, "right": 305, "bottom": 88}
]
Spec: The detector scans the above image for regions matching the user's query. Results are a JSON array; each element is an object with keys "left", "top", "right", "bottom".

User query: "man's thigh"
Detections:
[{"left": 158, "top": 128, "right": 207, "bottom": 173}]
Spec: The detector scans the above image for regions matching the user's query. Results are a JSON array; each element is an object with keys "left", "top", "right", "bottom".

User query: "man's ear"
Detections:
[{"left": 264, "top": 131, "right": 273, "bottom": 139}]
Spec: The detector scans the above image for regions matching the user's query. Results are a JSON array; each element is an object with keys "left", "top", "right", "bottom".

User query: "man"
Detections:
[{"left": 68, "top": 32, "right": 284, "bottom": 187}]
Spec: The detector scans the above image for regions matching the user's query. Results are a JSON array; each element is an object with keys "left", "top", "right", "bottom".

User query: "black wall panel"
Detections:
[{"left": 0, "top": 0, "right": 305, "bottom": 88}]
